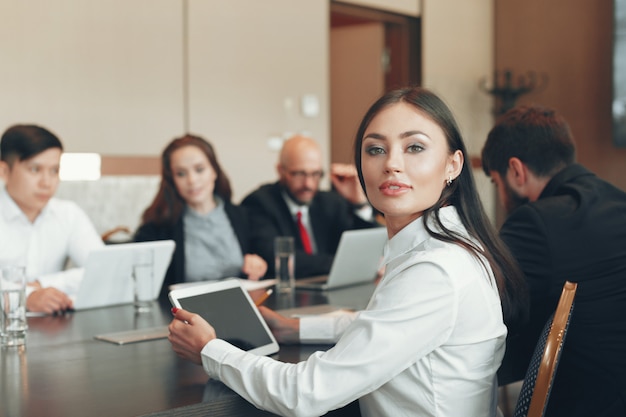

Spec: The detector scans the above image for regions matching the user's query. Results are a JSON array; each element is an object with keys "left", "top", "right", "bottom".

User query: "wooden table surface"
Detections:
[{"left": 0, "top": 284, "right": 374, "bottom": 417}]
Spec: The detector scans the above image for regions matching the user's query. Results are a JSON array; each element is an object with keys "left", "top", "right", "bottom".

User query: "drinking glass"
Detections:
[
  {"left": 274, "top": 236, "right": 295, "bottom": 294},
  {"left": 132, "top": 250, "right": 154, "bottom": 313},
  {"left": 0, "top": 266, "right": 27, "bottom": 347}
]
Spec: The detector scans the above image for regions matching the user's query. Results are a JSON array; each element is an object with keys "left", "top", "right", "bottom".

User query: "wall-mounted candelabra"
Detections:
[{"left": 480, "top": 69, "right": 548, "bottom": 115}]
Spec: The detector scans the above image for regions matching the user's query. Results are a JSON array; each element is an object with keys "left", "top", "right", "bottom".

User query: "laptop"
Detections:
[
  {"left": 72, "top": 240, "right": 175, "bottom": 310},
  {"left": 295, "top": 227, "right": 387, "bottom": 291}
]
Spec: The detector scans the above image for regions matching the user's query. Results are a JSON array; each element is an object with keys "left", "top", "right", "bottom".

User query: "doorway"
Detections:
[{"left": 329, "top": 2, "right": 421, "bottom": 164}]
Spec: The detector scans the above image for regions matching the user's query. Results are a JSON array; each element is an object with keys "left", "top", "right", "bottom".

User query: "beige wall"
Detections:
[
  {"left": 186, "top": 0, "right": 330, "bottom": 201},
  {"left": 1, "top": 0, "right": 497, "bottom": 211},
  {"left": 421, "top": 0, "right": 496, "bottom": 218},
  {"left": 6, "top": 1, "right": 620, "bottom": 231},
  {"left": 336, "top": 0, "right": 420, "bottom": 16},
  {"left": 0, "top": 0, "right": 184, "bottom": 154},
  {"left": 421, "top": 0, "right": 494, "bottom": 156},
  {"left": 0, "top": 0, "right": 329, "bottom": 203}
]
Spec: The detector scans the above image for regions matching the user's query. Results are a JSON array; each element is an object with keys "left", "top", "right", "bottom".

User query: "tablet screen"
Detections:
[{"left": 169, "top": 280, "right": 278, "bottom": 356}]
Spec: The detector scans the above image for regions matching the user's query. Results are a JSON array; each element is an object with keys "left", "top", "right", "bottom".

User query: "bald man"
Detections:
[{"left": 241, "top": 135, "right": 379, "bottom": 279}]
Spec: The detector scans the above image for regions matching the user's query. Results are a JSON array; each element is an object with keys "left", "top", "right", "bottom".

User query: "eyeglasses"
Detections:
[{"left": 287, "top": 170, "right": 324, "bottom": 180}]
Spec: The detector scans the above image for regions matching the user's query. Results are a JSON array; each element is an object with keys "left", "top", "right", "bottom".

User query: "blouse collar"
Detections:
[{"left": 382, "top": 205, "right": 462, "bottom": 266}]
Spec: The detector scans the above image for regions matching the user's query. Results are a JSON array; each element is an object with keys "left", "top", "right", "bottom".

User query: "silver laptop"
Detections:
[
  {"left": 295, "top": 228, "right": 387, "bottom": 291},
  {"left": 72, "top": 240, "right": 175, "bottom": 310}
]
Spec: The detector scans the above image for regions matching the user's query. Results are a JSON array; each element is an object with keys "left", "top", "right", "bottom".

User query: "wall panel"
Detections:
[
  {"left": 187, "top": 0, "right": 330, "bottom": 201},
  {"left": 0, "top": 0, "right": 184, "bottom": 156}
]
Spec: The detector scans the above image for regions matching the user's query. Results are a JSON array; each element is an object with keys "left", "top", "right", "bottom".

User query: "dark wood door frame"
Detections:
[{"left": 330, "top": 1, "right": 421, "bottom": 90}]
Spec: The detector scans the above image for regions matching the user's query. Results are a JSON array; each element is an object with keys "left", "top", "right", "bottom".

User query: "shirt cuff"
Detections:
[{"left": 201, "top": 338, "right": 233, "bottom": 379}]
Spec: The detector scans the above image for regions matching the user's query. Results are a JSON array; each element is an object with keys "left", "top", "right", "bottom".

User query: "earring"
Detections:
[{"left": 446, "top": 176, "right": 453, "bottom": 187}]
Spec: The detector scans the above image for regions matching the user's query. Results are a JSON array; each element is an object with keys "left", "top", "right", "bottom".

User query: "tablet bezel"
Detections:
[{"left": 168, "top": 278, "right": 279, "bottom": 356}]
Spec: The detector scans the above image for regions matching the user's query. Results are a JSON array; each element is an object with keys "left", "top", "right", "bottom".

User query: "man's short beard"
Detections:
[
  {"left": 504, "top": 181, "right": 529, "bottom": 214},
  {"left": 281, "top": 183, "right": 313, "bottom": 205}
]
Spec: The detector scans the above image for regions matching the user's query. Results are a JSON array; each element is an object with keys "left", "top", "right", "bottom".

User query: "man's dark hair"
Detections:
[
  {"left": 1, "top": 124, "right": 63, "bottom": 166},
  {"left": 482, "top": 105, "right": 576, "bottom": 178}
]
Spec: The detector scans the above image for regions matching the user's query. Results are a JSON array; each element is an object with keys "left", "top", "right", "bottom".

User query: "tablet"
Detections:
[{"left": 168, "top": 279, "right": 279, "bottom": 356}]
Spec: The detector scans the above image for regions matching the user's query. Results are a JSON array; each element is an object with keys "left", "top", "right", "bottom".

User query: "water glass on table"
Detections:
[
  {"left": 0, "top": 266, "right": 27, "bottom": 347},
  {"left": 274, "top": 236, "right": 295, "bottom": 294},
  {"left": 132, "top": 250, "right": 154, "bottom": 313}
]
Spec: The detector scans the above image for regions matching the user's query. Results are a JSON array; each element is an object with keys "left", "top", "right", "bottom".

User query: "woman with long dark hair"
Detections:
[{"left": 167, "top": 88, "right": 527, "bottom": 417}]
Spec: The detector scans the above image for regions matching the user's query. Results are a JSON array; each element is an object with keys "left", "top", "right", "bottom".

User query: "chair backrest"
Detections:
[{"left": 513, "top": 280, "right": 578, "bottom": 417}]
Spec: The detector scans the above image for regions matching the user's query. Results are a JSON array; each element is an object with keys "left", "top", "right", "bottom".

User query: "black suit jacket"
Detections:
[
  {"left": 498, "top": 164, "right": 626, "bottom": 416},
  {"left": 241, "top": 182, "right": 379, "bottom": 278},
  {"left": 134, "top": 201, "right": 254, "bottom": 299}
]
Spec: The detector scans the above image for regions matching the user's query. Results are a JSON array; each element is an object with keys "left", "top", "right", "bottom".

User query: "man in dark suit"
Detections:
[
  {"left": 241, "top": 135, "right": 379, "bottom": 279},
  {"left": 482, "top": 105, "right": 626, "bottom": 416}
]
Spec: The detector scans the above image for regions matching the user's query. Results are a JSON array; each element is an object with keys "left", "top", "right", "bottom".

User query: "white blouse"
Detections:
[{"left": 200, "top": 206, "right": 506, "bottom": 417}]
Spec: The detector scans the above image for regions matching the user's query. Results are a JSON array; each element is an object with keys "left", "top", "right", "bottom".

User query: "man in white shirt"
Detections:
[{"left": 0, "top": 124, "right": 103, "bottom": 314}]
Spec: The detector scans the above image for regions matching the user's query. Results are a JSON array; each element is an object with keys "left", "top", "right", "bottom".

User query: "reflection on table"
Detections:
[{"left": 0, "top": 283, "right": 375, "bottom": 417}]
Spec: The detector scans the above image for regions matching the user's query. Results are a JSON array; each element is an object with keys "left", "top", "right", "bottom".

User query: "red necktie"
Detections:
[{"left": 296, "top": 211, "right": 313, "bottom": 255}]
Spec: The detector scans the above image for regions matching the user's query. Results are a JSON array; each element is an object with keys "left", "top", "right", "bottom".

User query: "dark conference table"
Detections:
[{"left": 0, "top": 284, "right": 375, "bottom": 417}]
